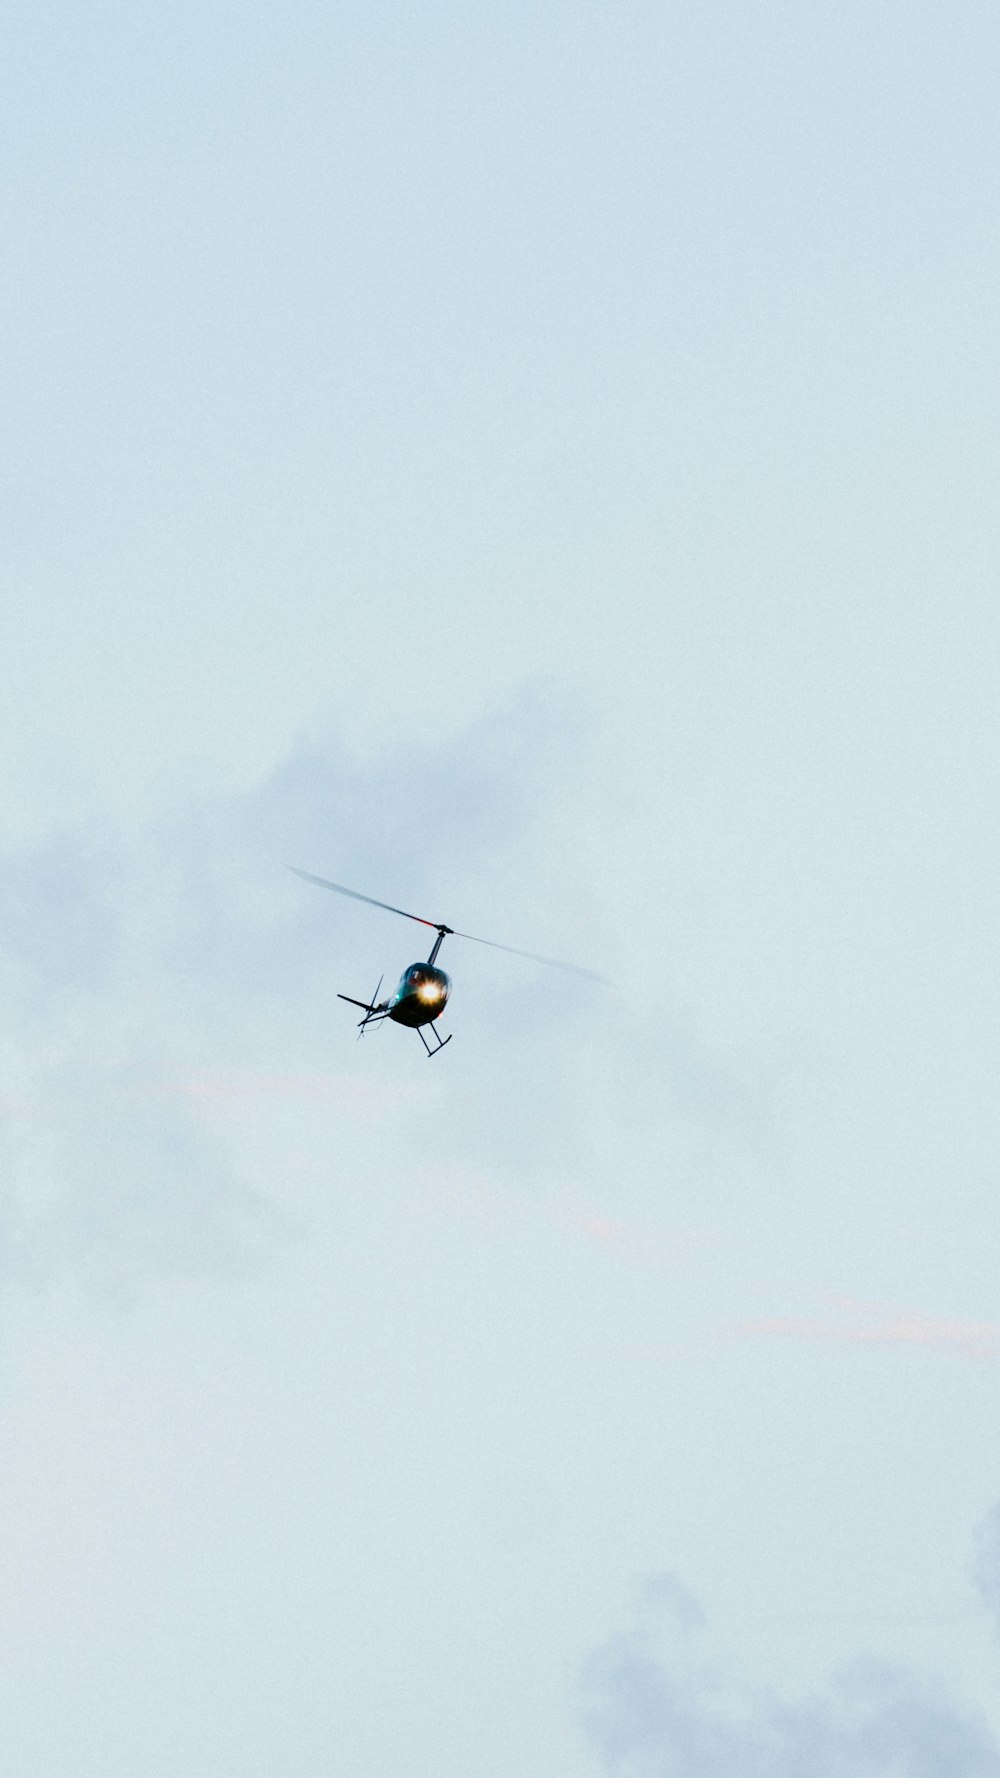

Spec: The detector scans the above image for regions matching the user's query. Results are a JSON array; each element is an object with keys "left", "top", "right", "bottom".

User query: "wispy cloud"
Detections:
[
  {"left": 760, "top": 1605, "right": 984, "bottom": 1629},
  {"left": 410, "top": 1170, "right": 709, "bottom": 1271},
  {"left": 155, "top": 1071, "right": 417, "bottom": 1106},
  {"left": 735, "top": 1297, "right": 1000, "bottom": 1359}
]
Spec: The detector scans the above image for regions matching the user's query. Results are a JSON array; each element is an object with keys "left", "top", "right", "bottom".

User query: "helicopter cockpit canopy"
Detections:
[{"left": 397, "top": 963, "right": 451, "bottom": 1004}]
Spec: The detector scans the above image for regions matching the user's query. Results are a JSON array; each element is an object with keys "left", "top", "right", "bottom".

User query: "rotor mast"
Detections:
[{"left": 427, "top": 925, "right": 452, "bottom": 966}]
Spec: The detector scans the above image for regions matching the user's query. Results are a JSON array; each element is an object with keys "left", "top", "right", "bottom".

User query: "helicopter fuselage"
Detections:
[
  {"left": 387, "top": 962, "right": 451, "bottom": 1028},
  {"left": 297, "top": 862, "right": 597, "bottom": 1057}
]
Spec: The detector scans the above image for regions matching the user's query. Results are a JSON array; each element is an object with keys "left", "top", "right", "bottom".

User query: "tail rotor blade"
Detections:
[{"left": 358, "top": 975, "right": 384, "bottom": 1040}]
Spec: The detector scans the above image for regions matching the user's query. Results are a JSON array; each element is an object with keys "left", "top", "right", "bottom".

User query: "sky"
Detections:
[{"left": 3, "top": 1, "right": 1000, "bottom": 1771}]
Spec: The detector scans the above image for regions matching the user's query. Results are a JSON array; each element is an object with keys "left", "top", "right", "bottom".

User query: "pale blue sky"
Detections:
[{"left": 3, "top": 3, "right": 1000, "bottom": 1772}]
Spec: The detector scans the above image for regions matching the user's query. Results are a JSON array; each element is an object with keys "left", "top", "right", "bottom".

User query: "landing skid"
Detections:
[
  {"left": 338, "top": 991, "right": 451, "bottom": 1056},
  {"left": 417, "top": 1024, "right": 452, "bottom": 1058}
]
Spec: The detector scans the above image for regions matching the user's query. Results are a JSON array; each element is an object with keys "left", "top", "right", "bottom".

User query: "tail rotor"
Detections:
[{"left": 358, "top": 975, "right": 383, "bottom": 1039}]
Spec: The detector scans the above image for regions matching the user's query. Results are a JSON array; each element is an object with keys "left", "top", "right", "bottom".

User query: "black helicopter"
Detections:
[{"left": 290, "top": 868, "right": 599, "bottom": 1056}]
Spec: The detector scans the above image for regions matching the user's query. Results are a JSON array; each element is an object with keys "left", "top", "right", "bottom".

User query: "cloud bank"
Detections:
[
  {"left": 0, "top": 696, "right": 625, "bottom": 1292},
  {"left": 583, "top": 1575, "right": 1000, "bottom": 1777}
]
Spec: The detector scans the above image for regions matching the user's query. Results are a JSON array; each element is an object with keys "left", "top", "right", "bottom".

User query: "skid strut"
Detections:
[{"left": 417, "top": 1024, "right": 452, "bottom": 1058}]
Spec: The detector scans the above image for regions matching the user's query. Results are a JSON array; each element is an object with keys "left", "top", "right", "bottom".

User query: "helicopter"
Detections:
[{"left": 289, "top": 867, "right": 600, "bottom": 1056}]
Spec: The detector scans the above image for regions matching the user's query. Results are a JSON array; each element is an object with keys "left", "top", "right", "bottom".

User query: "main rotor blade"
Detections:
[
  {"left": 288, "top": 868, "right": 440, "bottom": 930},
  {"left": 451, "top": 928, "right": 606, "bottom": 982},
  {"left": 290, "top": 866, "right": 604, "bottom": 980}
]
